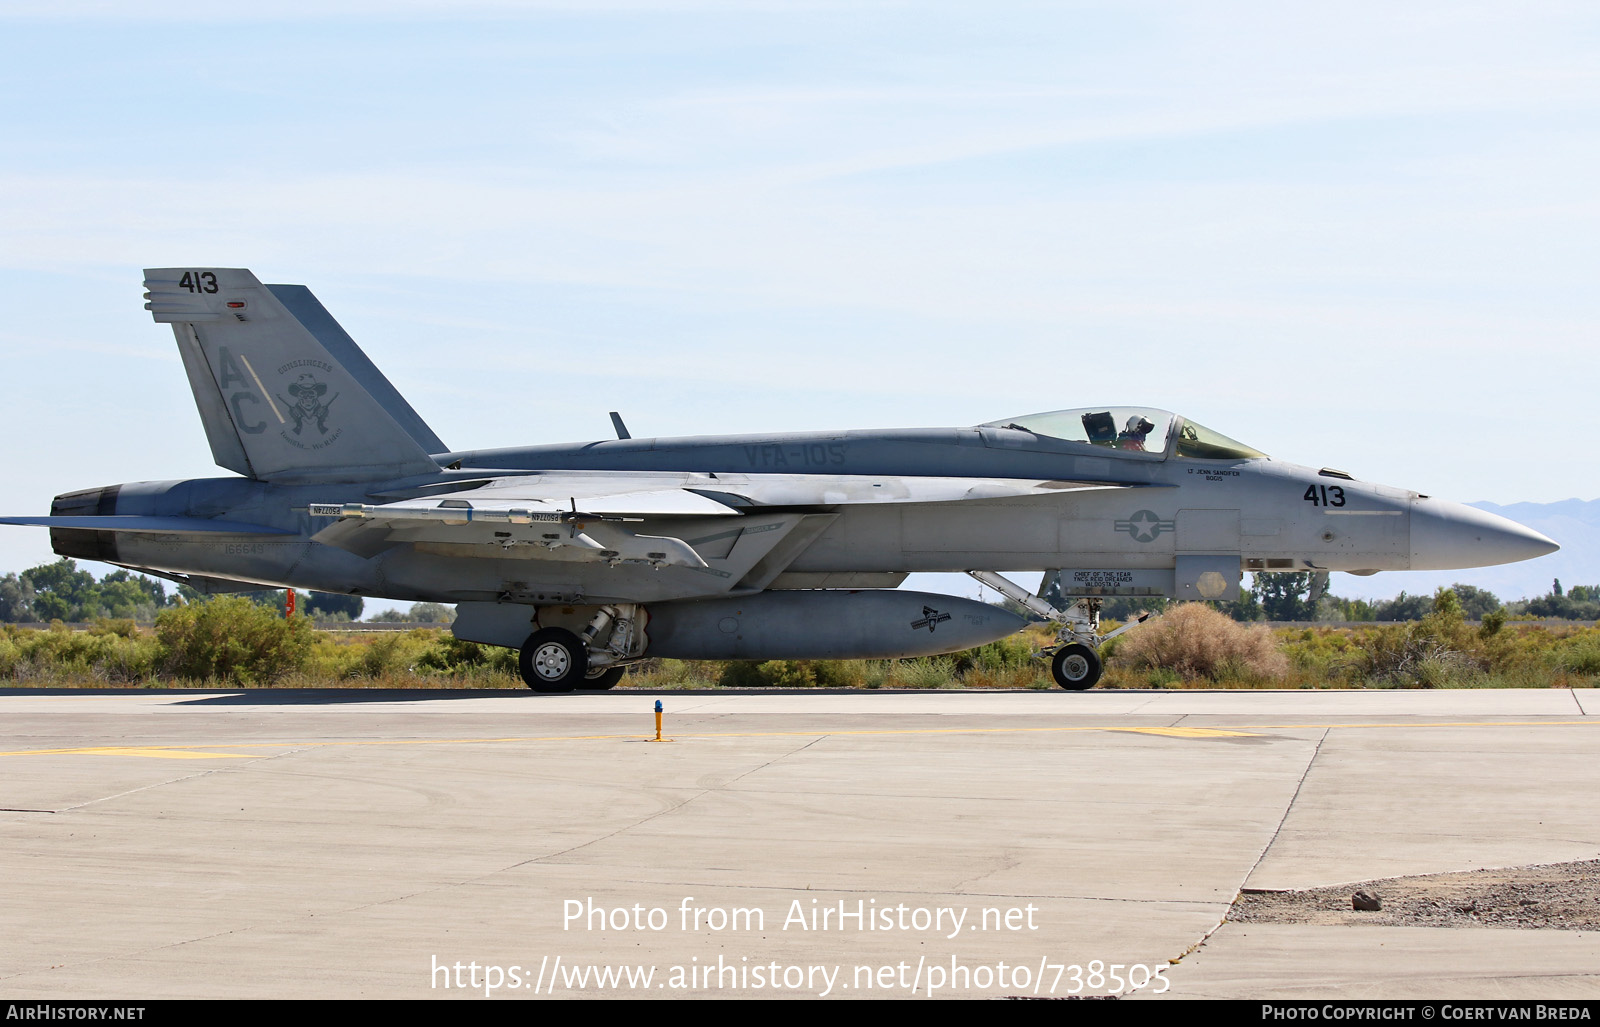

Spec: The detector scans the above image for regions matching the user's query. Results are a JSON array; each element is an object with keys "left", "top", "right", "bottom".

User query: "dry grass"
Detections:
[
  {"left": 4, "top": 607, "right": 1597, "bottom": 691},
  {"left": 1110, "top": 603, "right": 1289, "bottom": 683}
]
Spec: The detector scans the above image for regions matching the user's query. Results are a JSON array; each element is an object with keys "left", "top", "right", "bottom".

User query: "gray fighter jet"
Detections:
[{"left": 1, "top": 269, "right": 1560, "bottom": 690}]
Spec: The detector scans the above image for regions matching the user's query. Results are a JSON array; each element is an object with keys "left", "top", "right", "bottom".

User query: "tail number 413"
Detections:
[
  {"left": 1303, "top": 484, "right": 1346, "bottom": 507},
  {"left": 178, "top": 271, "right": 219, "bottom": 294}
]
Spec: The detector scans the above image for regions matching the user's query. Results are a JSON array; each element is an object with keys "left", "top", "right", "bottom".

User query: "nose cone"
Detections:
[{"left": 1410, "top": 498, "right": 1560, "bottom": 570}]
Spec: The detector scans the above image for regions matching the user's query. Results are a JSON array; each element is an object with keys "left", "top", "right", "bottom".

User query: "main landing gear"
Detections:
[
  {"left": 517, "top": 604, "right": 643, "bottom": 693},
  {"left": 966, "top": 571, "right": 1152, "bottom": 691},
  {"left": 519, "top": 628, "right": 590, "bottom": 692}
]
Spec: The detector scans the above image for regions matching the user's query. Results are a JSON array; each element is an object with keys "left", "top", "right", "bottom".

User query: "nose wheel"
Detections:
[
  {"left": 519, "top": 628, "right": 589, "bottom": 692},
  {"left": 1050, "top": 643, "right": 1103, "bottom": 690},
  {"left": 966, "top": 571, "right": 1124, "bottom": 692}
]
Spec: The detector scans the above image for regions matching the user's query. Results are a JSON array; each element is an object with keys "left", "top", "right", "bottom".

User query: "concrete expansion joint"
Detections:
[
  {"left": 1155, "top": 729, "right": 1333, "bottom": 985},
  {"left": 1248, "top": 728, "right": 1329, "bottom": 879}
]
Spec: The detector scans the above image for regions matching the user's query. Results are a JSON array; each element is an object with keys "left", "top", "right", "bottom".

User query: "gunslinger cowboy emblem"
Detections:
[{"left": 278, "top": 373, "right": 339, "bottom": 436}]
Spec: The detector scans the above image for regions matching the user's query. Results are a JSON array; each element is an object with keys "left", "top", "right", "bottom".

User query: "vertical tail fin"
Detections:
[{"left": 144, "top": 268, "right": 445, "bottom": 483}]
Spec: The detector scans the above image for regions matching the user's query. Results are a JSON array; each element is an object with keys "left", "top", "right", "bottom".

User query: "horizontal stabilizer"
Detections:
[
  {"left": 133, "top": 569, "right": 289, "bottom": 594},
  {"left": 0, "top": 515, "right": 295, "bottom": 535}
]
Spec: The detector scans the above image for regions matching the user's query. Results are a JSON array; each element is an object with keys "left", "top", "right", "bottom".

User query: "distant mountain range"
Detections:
[{"left": 1335, "top": 498, "right": 1599, "bottom": 602}]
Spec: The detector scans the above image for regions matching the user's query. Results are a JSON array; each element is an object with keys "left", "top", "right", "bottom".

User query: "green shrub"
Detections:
[
  {"left": 1351, "top": 587, "right": 1511, "bottom": 686},
  {"left": 810, "top": 661, "right": 867, "bottom": 688},
  {"left": 892, "top": 657, "right": 958, "bottom": 688},
  {"left": 1558, "top": 637, "right": 1600, "bottom": 676},
  {"left": 154, "top": 597, "right": 311, "bottom": 684},
  {"left": 354, "top": 634, "right": 410, "bottom": 678},
  {"left": 88, "top": 618, "right": 140, "bottom": 638},
  {"left": 627, "top": 658, "right": 720, "bottom": 689},
  {"left": 950, "top": 635, "right": 1035, "bottom": 674},
  {"left": 415, "top": 633, "right": 493, "bottom": 673},
  {"left": 719, "top": 660, "right": 816, "bottom": 688}
]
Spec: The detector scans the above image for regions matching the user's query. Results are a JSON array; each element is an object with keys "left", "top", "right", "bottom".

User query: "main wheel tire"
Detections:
[
  {"left": 519, "top": 628, "right": 589, "bottom": 692},
  {"left": 579, "top": 665, "right": 626, "bottom": 691},
  {"left": 1051, "top": 643, "right": 1102, "bottom": 690}
]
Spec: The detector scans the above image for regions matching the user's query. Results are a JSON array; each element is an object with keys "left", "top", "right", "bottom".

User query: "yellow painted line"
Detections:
[
  {"left": 56, "top": 747, "right": 255, "bottom": 760},
  {"left": 1205, "top": 719, "right": 1600, "bottom": 731},
  {"left": 0, "top": 724, "right": 1233, "bottom": 757},
  {"left": 1106, "top": 727, "right": 1260, "bottom": 738},
  {"left": 0, "top": 735, "right": 652, "bottom": 757},
  {"left": 2, "top": 718, "right": 1597, "bottom": 758}
]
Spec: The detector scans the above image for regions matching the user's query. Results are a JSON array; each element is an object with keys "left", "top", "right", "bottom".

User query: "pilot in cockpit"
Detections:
[{"left": 1117, "top": 415, "right": 1156, "bottom": 451}]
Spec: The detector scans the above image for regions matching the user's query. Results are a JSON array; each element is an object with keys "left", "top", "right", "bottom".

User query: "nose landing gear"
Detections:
[
  {"left": 1050, "top": 643, "right": 1103, "bottom": 691},
  {"left": 966, "top": 571, "right": 1152, "bottom": 691}
]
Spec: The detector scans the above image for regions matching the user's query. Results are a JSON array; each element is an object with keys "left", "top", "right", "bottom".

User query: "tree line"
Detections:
[
  {"left": 0, "top": 559, "right": 449, "bottom": 624},
  {"left": 3, "top": 559, "right": 1593, "bottom": 626},
  {"left": 1039, "top": 572, "right": 1597, "bottom": 623}
]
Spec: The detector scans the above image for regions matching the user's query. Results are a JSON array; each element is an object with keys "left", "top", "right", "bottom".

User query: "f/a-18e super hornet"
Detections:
[{"left": 1, "top": 269, "right": 1560, "bottom": 690}]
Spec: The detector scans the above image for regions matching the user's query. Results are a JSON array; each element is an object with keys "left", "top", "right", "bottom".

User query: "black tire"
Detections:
[
  {"left": 579, "top": 665, "right": 626, "bottom": 691},
  {"left": 1051, "top": 643, "right": 1102, "bottom": 690},
  {"left": 519, "top": 628, "right": 589, "bottom": 692}
]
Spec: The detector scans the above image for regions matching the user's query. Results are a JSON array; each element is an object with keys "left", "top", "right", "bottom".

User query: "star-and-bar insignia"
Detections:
[{"left": 1114, "top": 509, "right": 1175, "bottom": 543}]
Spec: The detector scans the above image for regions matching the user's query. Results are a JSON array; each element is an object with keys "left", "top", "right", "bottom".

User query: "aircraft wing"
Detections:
[
  {"left": 308, "top": 479, "right": 741, "bottom": 566},
  {"left": 675, "top": 472, "right": 1136, "bottom": 507},
  {"left": 306, "top": 470, "right": 1146, "bottom": 566},
  {"left": 358, "top": 469, "right": 1136, "bottom": 510}
]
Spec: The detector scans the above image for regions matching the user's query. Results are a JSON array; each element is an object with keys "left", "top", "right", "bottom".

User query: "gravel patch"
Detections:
[{"left": 1231, "top": 859, "right": 1600, "bottom": 931}]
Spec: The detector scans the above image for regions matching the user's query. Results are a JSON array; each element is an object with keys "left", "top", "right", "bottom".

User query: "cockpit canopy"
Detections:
[{"left": 978, "top": 407, "right": 1267, "bottom": 460}]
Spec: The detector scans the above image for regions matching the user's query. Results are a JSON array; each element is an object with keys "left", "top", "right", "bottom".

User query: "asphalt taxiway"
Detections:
[{"left": 2, "top": 687, "right": 1597, "bottom": 999}]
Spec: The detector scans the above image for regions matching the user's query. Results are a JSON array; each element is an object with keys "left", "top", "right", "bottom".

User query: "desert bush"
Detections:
[
  {"left": 1355, "top": 623, "right": 1480, "bottom": 686},
  {"left": 416, "top": 633, "right": 494, "bottom": 673},
  {"left": 351, "top": 633, "right": 411, "bottom": 678},
  {"left": 154, "top": 597, "right": 311, "bottom": 684},
  {"left": 627, "top": 658, "right": 720, "bottom": 689},
  {"left": 1112, "top": 603, "right": 1288, "bottom": 681},
  {"left": 891, "top": 656, "right": 959, "bottom": 688},
  {"left": 1557, "top": 635, "right": 1600, "bottom": 676},
  {"left": 1278, "top": 627, "right": 1359, "bottom": 680},
  {"left": 950, "top": 635, "right": 1036, "bottom": 675},
  {"left": 0, "top": 623, "right": 161, "bottom": 682},
  {"left": 811, "top": 661, "right": 870, "bottom": 687},
  {"left": 88, "top": 618, "right": 140, "bottom": 638},
  {"left": 1351, "top": 588, "right": 1509, "bottom": 686},
  {"left": 718, "top": 660, "right": 820, "bottom": 688}
]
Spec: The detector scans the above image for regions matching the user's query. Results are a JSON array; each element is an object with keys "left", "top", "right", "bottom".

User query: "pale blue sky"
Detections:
[{"left": 2, "top": 1, "right": 1595, "bottom": 604}]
